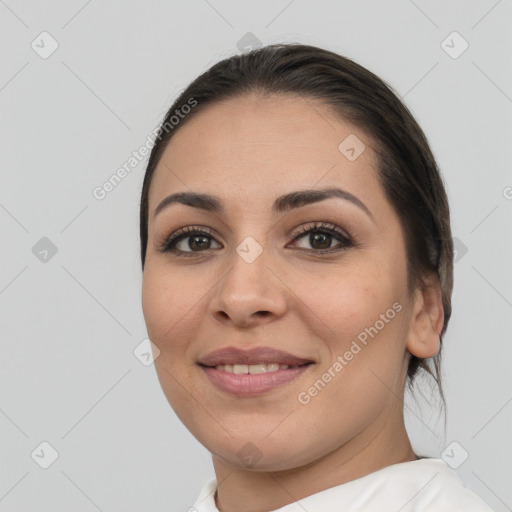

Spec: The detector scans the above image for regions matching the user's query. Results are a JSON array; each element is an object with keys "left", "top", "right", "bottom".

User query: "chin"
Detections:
[{"left": 199, "top": 430, "right": 319, "bottom": 472}]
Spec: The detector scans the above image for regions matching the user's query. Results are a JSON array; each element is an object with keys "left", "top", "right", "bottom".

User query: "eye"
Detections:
[
  {"left": 156, "top": 225, "right": 221, "bottom": 257},
  {"left": 288, "top": 221, "right": 354, "bottom": 253},
  {"left": 157, "top": 221, "right": 355, "bottom": 257}
]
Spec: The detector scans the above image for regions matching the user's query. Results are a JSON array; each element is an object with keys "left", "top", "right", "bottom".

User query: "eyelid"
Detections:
[
  {"left": 290, "top": 221, "right": 352, "bottom": 241},
  {"left": 155, "top": 225, "right": 218, "bottom": 252}
]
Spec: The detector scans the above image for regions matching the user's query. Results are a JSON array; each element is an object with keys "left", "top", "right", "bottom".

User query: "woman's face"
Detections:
[{"left": 142, "top": 94, "right": 433, "bottom": 471}]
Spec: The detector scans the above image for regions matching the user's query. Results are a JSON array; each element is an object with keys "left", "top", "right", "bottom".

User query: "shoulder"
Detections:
[
  {"left": 188, "top": 459, "right": 495, "bottom": 512},
  {"left": 373, "top": 458, "right": 494, "bottom": 512},
  {"left": 278, "top": 458, "right": 495, "bottom": 512}
]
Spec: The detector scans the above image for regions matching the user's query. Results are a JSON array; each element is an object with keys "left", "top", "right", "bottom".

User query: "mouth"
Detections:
[
  {"left": 197, "top": 345, "right": 315, "bottom": 367},
  {"left": 197, "top": 346, "right": 315, "bottom": 396},
  {"left": 208, "top": 363, "right": 308, "bottom": 374}
]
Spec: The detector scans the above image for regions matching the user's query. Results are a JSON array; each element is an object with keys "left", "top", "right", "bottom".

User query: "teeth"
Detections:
[{"left": 215, "top": 363, "right": 292, "bottom": 374}]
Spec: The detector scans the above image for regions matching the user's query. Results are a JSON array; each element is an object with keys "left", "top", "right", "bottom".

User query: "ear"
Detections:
[{"left": 406, "top": 271, "right": 444, "bottom": 359}]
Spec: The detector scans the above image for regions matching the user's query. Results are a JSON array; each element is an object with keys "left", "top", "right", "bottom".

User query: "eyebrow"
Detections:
[{"left": 153, "top": 186, "right": 374, "bottom": 222}]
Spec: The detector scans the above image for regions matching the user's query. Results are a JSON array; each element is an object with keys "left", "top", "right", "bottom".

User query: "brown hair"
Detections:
[{"left": 139, "top": 43, "right": 454, "bottom": 412}]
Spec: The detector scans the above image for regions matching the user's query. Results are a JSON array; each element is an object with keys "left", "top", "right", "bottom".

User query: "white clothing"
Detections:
[{"left": 190, "top": 458, "right": 493, "bottom": 511}]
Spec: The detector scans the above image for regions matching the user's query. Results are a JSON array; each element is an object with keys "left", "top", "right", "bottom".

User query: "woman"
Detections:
[{"left": 139, "top": 44, "right": 493, "bottom": 511}]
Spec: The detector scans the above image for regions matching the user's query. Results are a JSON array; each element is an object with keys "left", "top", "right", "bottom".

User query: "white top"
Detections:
[{"left": 190, "top": 458, "right": 494, "bottom": 511}]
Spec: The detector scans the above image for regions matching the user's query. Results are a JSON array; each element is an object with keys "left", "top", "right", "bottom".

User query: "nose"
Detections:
[{"left": 209, "top": 242, "right": 288, "bottom": 328}]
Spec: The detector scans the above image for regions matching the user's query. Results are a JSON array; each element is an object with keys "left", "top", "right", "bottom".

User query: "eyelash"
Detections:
[{"left": 157, "top": 221, "right": 356, "bottom": 258}]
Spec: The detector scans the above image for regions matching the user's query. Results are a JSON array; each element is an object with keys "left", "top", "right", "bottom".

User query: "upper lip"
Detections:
[{"left": 197, "top": 346, "right": 315, "bottom": 367}]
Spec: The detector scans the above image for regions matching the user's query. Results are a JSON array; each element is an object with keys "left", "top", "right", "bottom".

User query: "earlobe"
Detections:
[{"left": 406, "top": 273, "right": 444, "bottom": 359}]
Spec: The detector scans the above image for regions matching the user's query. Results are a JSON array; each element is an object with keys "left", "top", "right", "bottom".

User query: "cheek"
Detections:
[
  {"left": 291, "top": 269, "right": 408, "bottom": 433},
  {"left": 291, "top": 263, "right": 402, "bottom": 345},
  {"left": 290, "top": 262, "right": 410, "bottom": 402},
  {"left": 141, "top": 265, "right": 199, "bottom": 351},
  {"left": 141, "top": 265, "right": 203, "bottom": 419}
]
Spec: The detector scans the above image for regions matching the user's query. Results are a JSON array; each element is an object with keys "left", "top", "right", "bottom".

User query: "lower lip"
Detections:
[{"left": 199, "top": 365, "right": 312, "bottom": 396}]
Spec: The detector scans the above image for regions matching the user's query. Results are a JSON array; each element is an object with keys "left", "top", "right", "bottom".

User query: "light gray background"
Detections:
[{"left": 1, "top": 1, "right": 511, "bottom": 511}]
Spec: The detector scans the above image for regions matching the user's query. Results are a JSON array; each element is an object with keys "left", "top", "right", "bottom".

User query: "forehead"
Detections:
[{"left": 148, "top": 93, "right": 384, "bottom": 216}]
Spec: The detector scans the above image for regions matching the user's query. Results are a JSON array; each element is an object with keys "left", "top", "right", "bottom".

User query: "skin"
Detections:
[{"left": 141, "top": 93, "right": 444, "bottom": 512}]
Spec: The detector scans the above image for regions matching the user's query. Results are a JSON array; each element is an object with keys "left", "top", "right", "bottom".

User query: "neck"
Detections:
[{"left": 212, "top": 407, "right": 416, "bottom": 512}]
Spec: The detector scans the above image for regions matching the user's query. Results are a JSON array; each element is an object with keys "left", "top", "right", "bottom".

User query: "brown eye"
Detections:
[
  {"left": 176, "top": 233, "right": 217, "bottom": 252},
  {"left": 157, "top": 226, "right": 221, "bottom": 256},
  {"left": 308, "top": 232, "right": 333, "bottom": 250},
  {"left": 291, "top": 221, "right": 354, "bottom": 253},
  {"left": 158, "top": 221, "right": 354, "bottom": 257}
]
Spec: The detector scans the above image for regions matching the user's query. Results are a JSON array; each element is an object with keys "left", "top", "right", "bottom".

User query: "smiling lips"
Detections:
[
  {"left": 216, "top": 363, "right": 294, "bottom": 374},
  {"left": 197, "top": 346, "right": 314, "bottom": 396}
]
